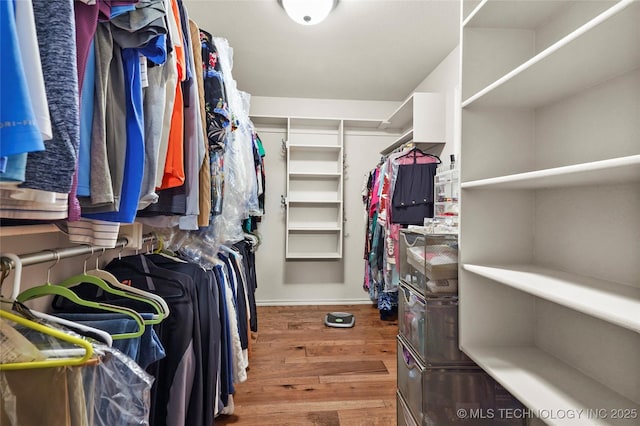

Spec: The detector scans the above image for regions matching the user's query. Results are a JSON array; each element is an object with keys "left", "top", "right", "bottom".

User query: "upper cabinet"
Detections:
[
  {"left": 460, "top": 0, "right": 640, "bottom": 424},
  {"left": 380, "top": 92, "right": 446, "bottom": 155}
]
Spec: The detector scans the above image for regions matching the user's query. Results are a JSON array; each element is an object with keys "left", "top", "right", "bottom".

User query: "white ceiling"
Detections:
[{"left": 183, "top": 0, "right": 460, "bottom": 101}]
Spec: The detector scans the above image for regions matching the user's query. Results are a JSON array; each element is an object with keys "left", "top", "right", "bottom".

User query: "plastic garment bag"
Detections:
[
  {"left": 211, "top": 37, "right": 259, "bottom": 244},
  {"left": 82, "top": 344, "right": 154, "bottom": 426},
  {"left": 1, "top": 343, "right": 153, "bottom": 426}
]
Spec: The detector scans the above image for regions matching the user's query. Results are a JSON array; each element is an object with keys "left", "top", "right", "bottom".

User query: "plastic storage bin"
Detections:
[
  {"left": 434, "top": 169, "right": 459, "bottom": 225},
  {"left": 398, "top": 390, "right": 420, "bottom": 426},
  {"left": 397, "top": 336, "right": 425, "bottom": 424},
  {"left": 400, "top": 231, "right": 458, "bottom": 294},
  {"left": 422, "top": 368, "right": 527, "bottom": 426},
  {"left": 398, "top": 282, "right": 472, "bottom": 366}
]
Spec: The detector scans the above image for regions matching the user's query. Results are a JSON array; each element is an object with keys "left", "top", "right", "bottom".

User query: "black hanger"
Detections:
[{"left": 396, "top": 146, "right": 441, "bottom": 164}]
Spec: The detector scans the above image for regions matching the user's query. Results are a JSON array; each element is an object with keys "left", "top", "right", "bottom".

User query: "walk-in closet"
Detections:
[{"left": 1, "top": 1, "right": 638, "bottom": 425}]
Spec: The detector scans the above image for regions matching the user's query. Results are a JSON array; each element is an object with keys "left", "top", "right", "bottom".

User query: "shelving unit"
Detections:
[
  {"left": 379, "top": 92, "right": 446, "bottom": 155},
  {"left": 460, "top": 0, "right": 640, "bottom": 424},
  {"left": 285, "top": 118, "right": 344, "bottom": 259}
]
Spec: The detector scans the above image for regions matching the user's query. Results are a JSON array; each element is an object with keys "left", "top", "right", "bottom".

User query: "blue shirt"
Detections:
[
  {"left": 0, "top": 0, "right": 44, "bottom": 181},
  {"left": 78, "top": 38, "right": 96, "bottom": 197}
]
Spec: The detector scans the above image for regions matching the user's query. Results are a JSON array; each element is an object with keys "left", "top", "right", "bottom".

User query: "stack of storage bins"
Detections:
[{"left": 397, "top": 230, "right": 526, "bottom": 426}]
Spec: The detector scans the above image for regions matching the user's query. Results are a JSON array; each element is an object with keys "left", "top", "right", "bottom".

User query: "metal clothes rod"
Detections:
[{"left": 0, "top": 233, "right": 156, "bottom": 270}]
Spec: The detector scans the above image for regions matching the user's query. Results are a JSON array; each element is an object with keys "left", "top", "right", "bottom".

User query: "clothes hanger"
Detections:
[
  {"left": 150, "top": 234, "right": 188, "bottom": 263},
  {"left": 55, "top": 247, "right": 165, "bottom": 325},
  {"left": 104, "top": 255, "right": 186, "bottom": 299},
  {"left": 0, "top": 253, "right": 113, "bottom": 347},
  {"left": 86, "top": 246, "right": 170, "bottom": 318},
  {"left": 218, "top": 245, "right": 239, "bottom": 256},
  {"left": 0, "top": 309, "right": 95, "bottom": 370},
  {"left": 16, "top": 250, "right": 146, "bottom": 340}
]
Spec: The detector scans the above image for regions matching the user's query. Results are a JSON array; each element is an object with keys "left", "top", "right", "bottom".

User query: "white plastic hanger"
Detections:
[
  {"left": 87, "top": 246, "right": 170, "bottom": 318},
  {"left": 0, "top": 252, "right": 112, "bottom": 347}
]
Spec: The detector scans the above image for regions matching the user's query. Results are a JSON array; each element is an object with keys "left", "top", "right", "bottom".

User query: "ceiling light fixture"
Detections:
[{"left": 281, "top": 0, "right": 338, "bottom": 26}]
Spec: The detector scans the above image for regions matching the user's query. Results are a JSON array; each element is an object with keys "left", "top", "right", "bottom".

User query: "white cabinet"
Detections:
[
  {"left": 285, "top": 118, "right": 344, "bottom": 259},
  {"left": 380, "top": 92, "right": 446, "bottom": 155},
  {"left": 460, "top": 0, "right": 640, "bottom": 424}
]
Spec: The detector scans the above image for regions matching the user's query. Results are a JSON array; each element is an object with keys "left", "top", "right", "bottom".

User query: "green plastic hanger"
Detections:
[
  {"left": 54, "top": 249, "right": 165, "bottom": 325},
  {"left": 17, "top": 284, "right": 145, "bottom": 340},
  {"left": 15, "top": 251, "right": 145, "bottom": 340},
  {"left": 57, "top": 274, "right": 165, "bottom": 325}
]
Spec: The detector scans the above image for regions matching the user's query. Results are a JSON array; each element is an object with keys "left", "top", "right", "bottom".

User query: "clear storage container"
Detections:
[
  {"left": 434, "top": 169, "right": 459, "bottom": 225},
  {"left": 397, "top": 336, "right": 425, "bottom": 424},
  {"left": 400, "top": 230, "right": 458, "bottom": 293},
  {"left": 422, "top": 368, "right": 527, "bottom": 426},
  {"left": 398, "top": 282, "right": 472, "bottom": 366},
  {"left": 397, "top": 390, "right": 420, "bottom": 426}
]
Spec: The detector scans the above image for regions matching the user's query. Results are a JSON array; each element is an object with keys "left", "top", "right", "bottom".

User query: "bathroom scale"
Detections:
[{"left": 324, "top": 312, "right": 355, "bottom": 328}]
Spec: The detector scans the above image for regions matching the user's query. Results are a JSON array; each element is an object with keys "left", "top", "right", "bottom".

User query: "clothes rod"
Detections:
[{"left": 0, "top": 233, "right": 156, "bottom": 270}]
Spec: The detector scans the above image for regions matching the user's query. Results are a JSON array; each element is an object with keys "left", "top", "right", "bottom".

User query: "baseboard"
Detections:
[{"left": 256, "top": 298, "right": 374, "bottom": 306}]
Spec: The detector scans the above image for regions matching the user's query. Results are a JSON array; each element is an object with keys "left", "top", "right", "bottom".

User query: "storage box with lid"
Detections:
[
  {"left": 398, "top": 282, "right": 472, "bottom": 366},
  {"left": 400, "top": 230, "right": 458, "bottom": 294}
]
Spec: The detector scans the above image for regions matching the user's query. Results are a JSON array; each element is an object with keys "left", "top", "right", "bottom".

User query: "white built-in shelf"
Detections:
[
  {"left": 289, "top": 221, "right": 339, "bottom": 229},
  {"left": 380, "top": 129, "right": 446, "bottom": 155},
  {"left": 0, "top": 224, "right": 61, "bottom": 237},
  {"left": 462, "top": 344, "right": 640, "bottom": 426},
  {"left": 250, "top": 115, "right": 383, "bottom": 130},
  {"left": 288, "top": 172, "right": 341, "bottom": 178},
  {"left": 463, "top": 263, "right": 640, "bottom": 333},
  {"left": 250, "top": 115, "right": 288, "bottom": 127},
  {"left": 462, "top": 0, "right": 483, "bottom": 24},
  {"left": 285, "top": 117, "right": 343, "bottom": 260},
  {"left": 381, "top": 140, "right": 446, "bottom": 156},
  {"left": 379, "top": 92, "right": 446, "bottom": 155},
  {"left": 342, "top": 119, "right": 384, "bottom": 130},
  {"left": 288, "top": 144, "right": 341, "bottom": 150},
  {"left": 285, "top": 252, "right": 341, "bottom": 259},
  {"left": 464, "top": 0, "right": 578, "bottom": 29},
  {"left": 288, "top": 200, "right": 340, "bottom": 204},
  {"left": 461, "top": 155, "right": 640, "bottom": 190},
  {"left": 381, "top": 95, "right": 414, "bottom": 131},
  {"left": 462, "top": 1, "right": 640, "bottom": 108},
  {"left": 288, "top": 226, "right": 341, "bottom": 232}
]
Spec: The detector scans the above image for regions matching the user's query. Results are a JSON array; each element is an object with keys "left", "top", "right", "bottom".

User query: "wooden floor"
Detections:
[{"left": 216, "top": 304, "right": 398, "bottom": 426}]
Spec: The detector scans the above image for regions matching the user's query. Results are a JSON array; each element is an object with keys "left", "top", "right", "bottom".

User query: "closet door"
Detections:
[
  {"left": 285, "top": 118, "right": 344, "bottom": 259},
  {"left": 460, "top": 0, "right": 640, "bottom": 423}
]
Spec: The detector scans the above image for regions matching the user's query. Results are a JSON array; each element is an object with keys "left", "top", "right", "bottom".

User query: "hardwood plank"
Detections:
[
  {"left": 305, "top": 342, "right": 395, "bottom": 357},
  {"left": 337, "top": 405, "right": 397, "bottom": 426},
  {"left": 233, "top": 381, "right": 396, "bottom": 405},
  {"left": 228, "top": 399, "right": 387, "bottom": 415},
  {"left": 284, "top": 355, "right": 396, "bottom": 364},
  {"left": 237, "top": 375, "right": 321, "bottom": 387},
  {"left": 247, "top": 360, "right": 388, "bottom": 379},
  {"left": 217, "top": 305, "right": 398, "bottom": 425},
  {"left": 319, "top": 373, "right": 395, "bottom": 384}
]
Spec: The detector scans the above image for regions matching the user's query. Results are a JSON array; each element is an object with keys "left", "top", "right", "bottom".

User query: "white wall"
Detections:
[
  {"left": 253, "top": 123, "right": 396, "bottom": 305},
  {"left": 250, "top": 46, "right": 461, "bottom": 305},
  {"left": 250, "top": 96, "right": 400, "bottom": 120}
]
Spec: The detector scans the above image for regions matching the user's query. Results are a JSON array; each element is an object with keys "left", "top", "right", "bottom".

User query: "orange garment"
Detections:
[{"left": 158, "top": 0, "right": 187, "bottom": 189}]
